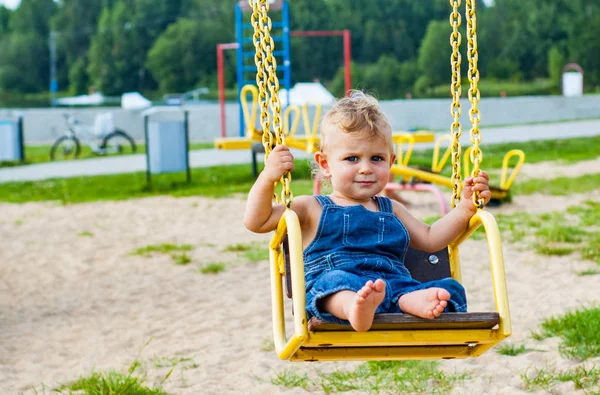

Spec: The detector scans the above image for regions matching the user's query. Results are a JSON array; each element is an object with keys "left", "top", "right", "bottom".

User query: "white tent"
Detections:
[
  {"left": 279, "top": 82, "right": 335, "bottom": 107},
  {"left": 121, "top": 92, "right": 152, "bottom": 110}
]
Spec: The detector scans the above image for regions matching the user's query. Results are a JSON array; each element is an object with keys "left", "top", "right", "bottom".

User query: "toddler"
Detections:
[{"left": 243, "top": 91, "right": 491, "bottom": 332}]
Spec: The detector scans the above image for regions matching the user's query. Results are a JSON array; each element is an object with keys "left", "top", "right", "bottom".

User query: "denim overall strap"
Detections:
[
  {"left": 375, "top": 196, "right": 393, "bottom": 213},
  {"left": 314, "top": 195, "right": 335, "bottom": 207}
]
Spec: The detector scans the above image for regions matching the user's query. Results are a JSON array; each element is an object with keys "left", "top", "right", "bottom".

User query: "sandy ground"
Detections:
[{"left": 1, "top": 159, "right": 599, "bottom": 395}]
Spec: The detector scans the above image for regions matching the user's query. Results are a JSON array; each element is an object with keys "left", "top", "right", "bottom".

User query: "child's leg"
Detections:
[{"left": 320, "top": 279, "right": 386, "bottom": 332}]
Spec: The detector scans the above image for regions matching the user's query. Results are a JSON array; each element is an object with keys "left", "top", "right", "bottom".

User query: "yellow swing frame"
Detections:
[{"left": 249, "top": 0, "right": 511, "bottom": 362}]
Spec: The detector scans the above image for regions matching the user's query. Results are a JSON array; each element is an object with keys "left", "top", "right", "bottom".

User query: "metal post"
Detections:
[
  {"left": 17, "top": 115, "right": 24, "bottom": 161},
  {"left": 49, "top": 31, "right": 58, "bottom": 107},
  {"left": 283, "top": 0, "right": 292, "bottom": 108},
  {"left": 343, "top": 30, "right": 352, "bottom": 96},
  {"left": 184, "top": 111, "right": 191, "bottom": 183},
  {"left": 218, "top": 44, "right": 227, "bottom": 138},
  {"left": 144, "top": 115, "right": 151, "bottom": 184},
  {"left": 235, "top": 3, "right": 245, "bottom": 137}
]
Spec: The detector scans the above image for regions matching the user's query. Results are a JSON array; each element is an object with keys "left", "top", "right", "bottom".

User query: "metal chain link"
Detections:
[
  {"left": 449, "top": 0, "right": 463, "bottom": 208},
  {"left": 250, "top": 0, "right": 293, "bottom": 207},
  {"left": 466, "top": 0, "right": 483, "bottom": 208},
  {"left": 250, "top": 0, "right": 273, "bottom": 158}
]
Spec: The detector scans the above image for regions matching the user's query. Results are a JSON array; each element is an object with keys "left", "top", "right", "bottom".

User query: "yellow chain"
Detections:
[
  {"left": 250, "top": 0, "right": 272, "bottom": 157},
  {"left": 449, "top": 0, "right": 463, "bottom": 208},
  {"left": 465, "top": 0, "right": 483, "bottom": 208},
  {"left": 250, "top": 0, "right": 293, "bottom": 207}
]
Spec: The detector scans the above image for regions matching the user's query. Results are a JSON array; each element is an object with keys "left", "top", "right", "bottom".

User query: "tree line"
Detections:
[{"left": 0, "top": 0, "right": 599, "bottom": 101}]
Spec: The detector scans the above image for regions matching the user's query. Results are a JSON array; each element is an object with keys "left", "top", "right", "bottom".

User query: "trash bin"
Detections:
[
  {"left": 143, "top": 108, "right": 190, "bottom": 183},
  {"left": 0, "top": 116, "right": 24, "bottom": 162}
]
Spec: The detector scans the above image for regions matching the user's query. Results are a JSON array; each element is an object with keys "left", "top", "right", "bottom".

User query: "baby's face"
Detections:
[{"left": 319, "top": 128, "right": 395, "bottom": 201}]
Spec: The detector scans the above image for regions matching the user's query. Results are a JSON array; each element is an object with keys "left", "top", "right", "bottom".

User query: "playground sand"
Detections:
[{"left": 1, "top": 159, "right": 599, "bottom": 394}]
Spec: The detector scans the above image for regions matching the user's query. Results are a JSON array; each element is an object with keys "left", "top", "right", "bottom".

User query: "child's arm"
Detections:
[
  {"left": 393, "top": 171, "right": 492, "bottom": 252},
  {"left": 243, "top": 145, "right": 295, "bottom": 233}
]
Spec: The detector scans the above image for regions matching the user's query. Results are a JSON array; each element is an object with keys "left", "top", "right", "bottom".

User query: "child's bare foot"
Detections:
[
  {"left": 347, "top": 279, "right": 386, "bottom": 332},
  {"left": 398, "top": 288, "right": 450, "bottom": 319}
]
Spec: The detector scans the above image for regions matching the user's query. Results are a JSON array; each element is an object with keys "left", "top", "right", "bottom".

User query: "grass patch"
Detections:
[
  {"left": 131, "top": 244, "right": 194, "bottom": 257},
  {"left": 77, "top": 231, "right": 94, "bottom": 237},
  {"left": 577, "top": 269, "right": 600, "bottom": 276},
  {"left": 131, "top": 244, "right": 195, "bottom": 266},
  {"left": 223, "top": 242, "right": 269, "bottom": 263},
  {"left": 521, "top": 365, "right": 600, "bottom": 392},
  {"left": 52, "top": 371, "right": 170, "bottom": 395},
  {"left": 271, "top": 369, "right": 310, "bottom": 390},
  {"left": 513, "top": 172, "right": 600, "bottom": 196},
  {"left": 407, "top": 135, "right": 600, "bottom": 173},
  {"left": 1, "top": 142, "right": 214, "bottom": 168},
  {"left": 495, "top": 343, "right": 534, "bottom": 356},
  {"left": 2, "top": 135, "right": 600, "bottom": 204},
  {"left": 39, "top": 338, "right": 174, "bottom": 395},
  {"left": 0, "top": 161, "right": 314, "bottom": 204},
  {"left": 494, "top": 203, "right": 600, "bottom": 263},
  {"left": 533, "top": 307, "right": 600, "bottom": 360},
  {"left": 171, "top": 253, "right": 192, "bottom": 266},
  {"left": 271, "top": 361, "right": 468, "bottom": 394},
  {"left": 199, "top": 262, "right": 226, "bottom": 274}
]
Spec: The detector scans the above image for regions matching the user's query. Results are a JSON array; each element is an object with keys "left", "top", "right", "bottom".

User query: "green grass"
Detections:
[
  {"left": 271, "top": 369, "right": 310, "bottom": 390},
  {"left": 38, "top": 339, "right": 175, "bottom": 395},
  {"left": 495, "top": 343, "right": 535, "bottom": 356},
  {"left": 52, "top": 371, "right": 170, "bottom": 395},
  {"left": 533, "top": 307, "right": 600, "bottom": 360},
  {"left": 577, "top": 269, "right": 600, "bottom": 276},
  {"left": 223, "top": 242, "right": 269, "bottom": 263},
  {"left": 199, "top": 262, "right": 227, "bottom": 274},
  {"left": 513, "top": 173, "right": 600, "bottom": 196},
  {"left": 0, "top": 160, "right": 314, "bottom": 204},
  {"left": 0, "top": 135, "right": 599, "bottom": 204},
  {"left": 171, "top": 253, "right": 192, "bottom": 266},
  {"left": 77, "top": 231, "right": 94, "bottom": 237},
  {"left": 271, "top": 361, "right": 468, "bottom": 394},
  {"left": 131, "top": 244, "right": 194, "bottom": 257},
  {"left": 0, "top": 142, "right": 215, "bottom": 168},
  {"left": 493, "top": 202, "right": 600, "bottom": 264},
  {"left": 521, "top": 365, "right": 600, "bottom": 392},
  {"left": 408, "top": 135, "right": 600, "bottom": 174},
  {"left": 130, "top": 244, "right": 195, "bottom": 266}
]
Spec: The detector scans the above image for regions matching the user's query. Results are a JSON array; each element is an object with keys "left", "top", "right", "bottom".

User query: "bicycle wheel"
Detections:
[
  {"left": 50, "top": 136, "right": 81, "bottom": 160},
  {"left": 101, "top": 129, "right": 137, "bottom": 155}
]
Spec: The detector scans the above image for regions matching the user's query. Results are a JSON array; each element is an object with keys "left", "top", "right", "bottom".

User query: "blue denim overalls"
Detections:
[{"left": 303, "top": 195, "right": 467, "bottom": 325}]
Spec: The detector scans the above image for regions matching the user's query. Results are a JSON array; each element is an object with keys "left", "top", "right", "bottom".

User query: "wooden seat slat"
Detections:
[{"left": 308, "top": 312, "right": 499, "bottom": 331}]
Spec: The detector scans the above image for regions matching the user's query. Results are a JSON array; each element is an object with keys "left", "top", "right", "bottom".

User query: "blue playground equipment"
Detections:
[{"left": 235, "top": 0, "right": 291, "bottom": 137}]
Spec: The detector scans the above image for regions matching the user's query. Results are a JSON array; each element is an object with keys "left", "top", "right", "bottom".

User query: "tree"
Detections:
[
  {"left": 417, "top": 20, "right": 451, "bottom": 90},
  {"left": 51, "top": 0, "right": 104, "bottom": 94}
]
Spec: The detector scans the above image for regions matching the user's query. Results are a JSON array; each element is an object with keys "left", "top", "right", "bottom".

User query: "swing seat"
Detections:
[{"left": 269, "top": 209, "right": 511, "bottom": 362}]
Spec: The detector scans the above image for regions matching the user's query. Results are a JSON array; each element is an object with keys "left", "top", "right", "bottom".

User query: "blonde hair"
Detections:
[
  {"left": 319, "top": 90, "right": 392, "bottom": 152},
  {"left": 312, "top": 90, "right": 393, "bottom": 184}
]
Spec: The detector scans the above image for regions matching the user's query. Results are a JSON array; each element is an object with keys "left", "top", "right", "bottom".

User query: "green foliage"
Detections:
[
  {"left": 535, "top": 307, "right": 600, "bottom": 360},
  {"left": 131, "top": 243, "right": 194, "bottom": 257},
  {"left": 54, "top": 371, "right": 170, "bottom": 395},
  {"left": 3, "top": 0, "right": 600, "bottom": 97},
  {"left": 521, "top": 365, "right": 600, "bottom": 392},
  {"left": 495, "top": 343, "right": 534, "bottom": 356},
  {"left": 547, "top": 46, "right": 564, "bottom": 87},
  {"left": 271, "top": 360, "right": 469, "bottom": 394},
  {"left": 199, "top": 262, "right": 226, "bottom": 274},
  {"left": 417, "top": 20, "right": 452, "bottom": 91}
]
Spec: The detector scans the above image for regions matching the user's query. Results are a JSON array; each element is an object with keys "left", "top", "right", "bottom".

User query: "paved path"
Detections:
[{"left": 1, "top": 119, "right": 599, "bottom": 183}]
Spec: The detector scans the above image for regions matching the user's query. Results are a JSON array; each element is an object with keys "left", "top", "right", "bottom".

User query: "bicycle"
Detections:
[{"left": 50, "top": 112, "right": 137, "bottom": 160}]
